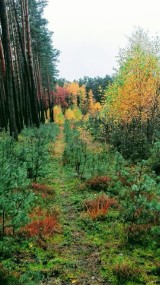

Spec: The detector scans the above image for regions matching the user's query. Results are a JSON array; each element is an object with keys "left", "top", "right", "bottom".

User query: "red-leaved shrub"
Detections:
[
  {"left": 24, "top": 216, "right": 58, "bottom": 237},
  {"left": 85, "top": 175, "right": 111, "bottom": 191},
  {"left": 21, "top": 208, "right": 58, "bottom": 237},
  {"left": 31, "top": 183, "right": 53, "bottom": 198},
  {"left": 85, "top": 195, "right": 116, "bottom": 219}
]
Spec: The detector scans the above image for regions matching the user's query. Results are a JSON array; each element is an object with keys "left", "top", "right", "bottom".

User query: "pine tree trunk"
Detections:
[
  {"left": 12, "top": 0, "right": 32, "bottom": 125},
  {"left": 0, "top": 37, "right": 7, "bottom": 130},
  {"left": 25, "top": 0, "right": 39, "bottom": 127},
  {"left": 47, "top": 74, "right": 54, "bottom": 122},
  {"left": 0, "top": 0, "right": 18, "bottom": 139}
]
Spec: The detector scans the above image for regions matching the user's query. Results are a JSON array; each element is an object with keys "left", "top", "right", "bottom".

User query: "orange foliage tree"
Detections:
[{"left": 65, "top": 82, "right": 87, "bottom": 109}]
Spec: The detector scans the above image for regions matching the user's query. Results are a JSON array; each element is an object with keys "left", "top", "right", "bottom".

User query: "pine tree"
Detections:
[{"left": 0, "top": 0, "right": 59, "bottom": 135}]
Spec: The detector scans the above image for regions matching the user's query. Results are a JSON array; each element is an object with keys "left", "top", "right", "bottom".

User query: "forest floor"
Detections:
[
  {"left": 1, "top": 126, "right": 160, "bottom": 285},
  {"left": 41, "top": 129, "right": 108, "bottom": 284},
  {"left": 39, "top": 129, "right": 160, "bottom": 285}
]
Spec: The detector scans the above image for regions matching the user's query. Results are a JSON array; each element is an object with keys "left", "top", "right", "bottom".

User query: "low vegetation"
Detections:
[{"left": 0, "top": 118, "right": 160, "bottom": 285}]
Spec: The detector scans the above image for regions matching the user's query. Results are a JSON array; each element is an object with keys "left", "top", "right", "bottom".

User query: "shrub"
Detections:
[
  {"left": 31, "top": 183, "right": 54, "bottom": 198},
  {"left": 119, "top": 162, "right": 160, "bottom": 243},
  {"left": 24, "top": 216, "right": 58, "bottom": 237},
  {"left": 84, "top": 195, "right": 116, "bottom": 219},
  {"left": 85, "top": 175, "right": 111, "bottom": 191},
  {"left": 148, "top": 141, "right": 160, "bottom": 175},
  {"left": 0, "top": 265, "right": 19, "bottom": 285},
  {"left": 22, "top": 208, "right": 59, "bottom": 238},
  {"left": 0, "top": 133, "right": 35, "bottom": 236},
  {"left": 20, "top": 124, "right": 59, "bottom": 182},
  {"left": 112, "top": 261, "right": 140, "bottom": 283},
  {"left": 63, "top": 124, "right": 88, "bottom": 177},
  {"left": 109, "top": 119, "right": 150, "bottom": 161}
]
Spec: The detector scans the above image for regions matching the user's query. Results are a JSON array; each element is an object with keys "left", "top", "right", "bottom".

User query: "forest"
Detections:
[{"left": 0, "top": 0, "right": 160, "bottom": 284}]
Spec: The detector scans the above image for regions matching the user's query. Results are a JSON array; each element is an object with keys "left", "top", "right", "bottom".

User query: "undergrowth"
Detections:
[{"left": 0, "top": 121, "right": 160, "bottom": 285}]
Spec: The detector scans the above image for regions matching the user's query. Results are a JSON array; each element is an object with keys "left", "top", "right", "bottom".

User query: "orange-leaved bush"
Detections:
[
  {"left": 84, "top": 195, "right": 116, "bottom": 219},
  {"left": 22, "top": 208, "right": 59, "bottom": 237}
]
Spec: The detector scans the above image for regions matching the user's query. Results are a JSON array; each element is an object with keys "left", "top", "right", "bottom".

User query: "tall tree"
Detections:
[
  {"left": 0, "top": 0, "right": 18, "bottom": 138},
  {"left": 79, "top": 75, "right": 112, "bottom": 102},
  {"left": 101, "top": 28, "right": 160, "bottom": 160},
  {"left": 0, "top": 0, "right": 59, "bottom": 135},
  {"left": 25, "top": 0, "right": 40, "bottom": 127}
]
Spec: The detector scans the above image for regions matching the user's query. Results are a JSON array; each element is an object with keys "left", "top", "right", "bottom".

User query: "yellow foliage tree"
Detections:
[
  {"left": 88, "top": 89, "right": 95, "bottom": 111},
  {"left": 79, "top": 85, "right": 87, "bottom": 111},
  {"left": 65, "top": 82, "right": 79, "bottom": 107},
  {"left": 102, "top": 29, "right": 160, "bottom": 124},
  {"left": 93, "top": 102, "right": 102, "bottom": 113},
  {"left": 65, "top": 108, "right": 76, "bottom": 121},
  {"left": 73, "top": 108, "right": 83, "bottom": 121},
  {"left": 88, "top": 90, "right": 102, "bottom": 116},
  {"left": 54, "top": 105, "right": 64, "bottom": 124}
]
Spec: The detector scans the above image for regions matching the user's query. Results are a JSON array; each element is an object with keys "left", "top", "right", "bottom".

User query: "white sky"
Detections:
[{"left": 44, "top": 0, "right": 160, "bottom": 81}]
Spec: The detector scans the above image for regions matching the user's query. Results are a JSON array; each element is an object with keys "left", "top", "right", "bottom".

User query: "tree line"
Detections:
[{"left": 0, "top": 0, "right": 59, "bottom": 139}]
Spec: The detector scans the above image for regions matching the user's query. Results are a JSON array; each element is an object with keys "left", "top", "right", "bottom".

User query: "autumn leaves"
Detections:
[{"left": 102, "top": 29, "right": 160, "bottom": 125}]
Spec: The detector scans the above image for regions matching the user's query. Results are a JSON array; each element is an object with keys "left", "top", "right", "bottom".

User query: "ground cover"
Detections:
[{"left": 0, "top": 123, "right": 160, "bottom": 285}]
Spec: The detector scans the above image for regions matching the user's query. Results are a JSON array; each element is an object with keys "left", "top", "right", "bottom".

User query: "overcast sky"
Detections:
[{"left": 44, "top": 0, "right": 160, "bottom": 81}]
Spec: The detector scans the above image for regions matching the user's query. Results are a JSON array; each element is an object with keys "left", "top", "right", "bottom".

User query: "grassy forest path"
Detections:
[
  {"left": 45, "top": 127, "right": 106, "bottom": 285},
  {"left": 39, "top": 126, "right": 160, "bottom": 285}
]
